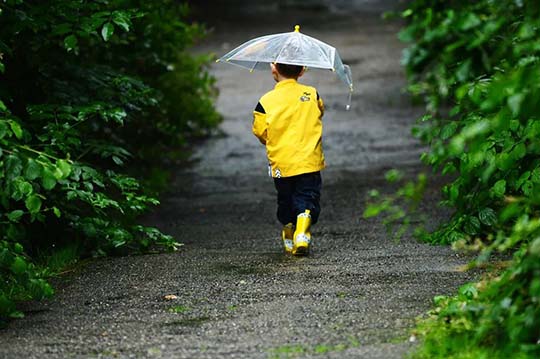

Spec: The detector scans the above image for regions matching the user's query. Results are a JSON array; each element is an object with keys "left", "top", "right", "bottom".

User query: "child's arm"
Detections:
[
  {"left": 317, "top": 92, "right": 325, "bottom": 116},
  {"left": 252, "top": 102, "right": 267, "bottom": 145}
]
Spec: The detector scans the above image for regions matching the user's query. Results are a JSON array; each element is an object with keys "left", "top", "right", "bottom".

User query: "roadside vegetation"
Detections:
[
  {"left": 0, "top": 0, "right": 220, "bottom": 323},
  {"left": 367, "top": 0, "right": 540, "bottom": 357}
]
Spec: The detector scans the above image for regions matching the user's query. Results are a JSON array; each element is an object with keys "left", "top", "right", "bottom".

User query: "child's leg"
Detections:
[
  {"left": 292, "top": 172, "right": 322, "bottom": 224},
  {"left": 273, "top": 177, "right": 296, "bottom": 225}
]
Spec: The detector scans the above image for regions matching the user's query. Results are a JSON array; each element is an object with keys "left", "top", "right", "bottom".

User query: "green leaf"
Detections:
[
  {"left": 447, "top": 184, "right": 459, "bottom": 202},
  {"left": 463, "top": 216, "right": 481, "bottom": 235},
  {"left": 510, "top": 142, "right": 527, "bottom": 161},
  {"left": 63, "top": 34, "right": 78, "bottom": 52},
  {"left": 40, "top": 281, "right": 54, "bottom": 298},
  {"left": 6, "top": 225, "right": 24, "bottom": 241},
  {"left": 0, "top": 121, "right": 8, "bottom": 139},
  {"left": 7, "top": 210, "right": 24, "bottom": 222},
  {"left": 112, "top": 239, "right": 126, "bottom": 248},
  {"left": 459, "top": 13, "right": 481, "bottom": 31},
  {"left": 9, "top": 310, "right": 24, "bottom": 319},
  {"left": 518, "top": 22, "right": 535, "bottom": 40},
  {"left": 13, "top": 243, "right": 24, "bottom": 254},
  {"left": 17, "top": 180, "right": 33, "bottom": 197},
  {"left": 449, "top": 135, "right": 465, "bottom": 155},
  {"left": 9, "top": 120, "right": 23, "bottom": 139},
  {"left": 112, "top": 12, "right": 131, "bottom": 32},
  {"left": 41, "top": 167, "right": 57, "bottom": 190},
  {"left": 53, "top": 166, "right": 64, "bottom": 180},
  {"left": 478, "top": 208, "right": 497, "bottom": 226},
  {"left": 521, "top": 181, "right": 533, "bottom": 196},
  {"left": 508, "top": 93, "right": 524, "bottom": 117},
  {"left": 53, "top": 207, "right": 61, "bottom": 218},
  {"left": 10, "top": 256, "right": 27, "bottom": 275},
  {"left": 516, "top": 171, "right": 531, "bottom": 188},
  {"left": 0, "top": 99, "right": 7, "bottom": 112},
  {"left": 101, "top": 22, "right": 115, "bottom": 41},
  {"left": 491, "top": 179, "right": 506, "bottom": 198},
  {"left": 56, "top": 159, "right": 72, "bottom": 179},
  {"left": 25, "top": 159, "right": 42, "bottom": 180},
  {"left": 25, "top": 195, "right": 42, "bottom": 214},
  {"left": 385, "top": 169, "right": 403, "bottom": 183},
  {"left": 455, "top": 59, "right": 471, "bottom": 82},
  {"left": 112, "top": 155, "right": 123, "bottom": 165},
  {"left": 363, "top": 204, "right": 384, "bottom": 218},
  {"left": 402, "top": 9, "right": 413, "bottom": 17},
  {"left": 442, "top": 162, "right": 457, "bottom": 175},
  {"left": 459, "top": 283, "right": 478, "bottom": 300},
  {"left": 531, "top": 168, "right": 540, "bottom": 183},
  {"left": 500, "top": 203, "right": 522, "bottom": 222},
  {"left": 462, "top": 120, "right": 490, "bottom": 139},
  {"left": 440, "top": 122, "right": 458, "bottom": 140},
  {"left": 433, "top": 295, "right": 448, "bottom": 306},
  {"left": 6, "top": 155, "right": 23, "bottom": 180},
  {"left": 0, "top": 294, "right": 16, "bottom": 317}
]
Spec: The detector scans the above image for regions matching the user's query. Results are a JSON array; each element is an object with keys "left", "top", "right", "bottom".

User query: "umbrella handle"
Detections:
[{"left": 346, "top": 89, "right": 353, "bottom": 111}]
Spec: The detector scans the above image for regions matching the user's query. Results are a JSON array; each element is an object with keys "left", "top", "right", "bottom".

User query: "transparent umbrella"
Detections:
[{"left": 217, "top": 25, "right": 354, "bottom": 109}]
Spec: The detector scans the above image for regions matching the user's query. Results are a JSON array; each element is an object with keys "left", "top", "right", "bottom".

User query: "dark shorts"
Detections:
[{"left": 273, "top": 171, "right": 322, "bottom": 225}]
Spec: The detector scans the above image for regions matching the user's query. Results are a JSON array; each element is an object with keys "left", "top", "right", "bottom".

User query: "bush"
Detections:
[
  {"left": 414, "top": 223, "right": 540, "bottom": 358},
  {"left": 0, "top": 1, "right": 219, "bottom": 322},
  {"left": 366, "top": 0, "right": 540, "bottom": 356}
]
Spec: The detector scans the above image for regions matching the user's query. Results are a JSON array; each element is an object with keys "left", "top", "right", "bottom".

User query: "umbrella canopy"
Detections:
[{"left": 217, "top": 25, "right": 354, "bottom": 93}]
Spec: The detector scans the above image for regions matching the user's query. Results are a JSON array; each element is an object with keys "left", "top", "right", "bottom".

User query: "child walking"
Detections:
[{"left": 253, "top": 63, "right": 325, "bottom": 256}]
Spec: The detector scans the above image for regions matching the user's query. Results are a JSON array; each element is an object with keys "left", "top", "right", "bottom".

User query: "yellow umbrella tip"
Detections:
[{"left": 294, "top": 25, "right": 300, "bottom": 32}]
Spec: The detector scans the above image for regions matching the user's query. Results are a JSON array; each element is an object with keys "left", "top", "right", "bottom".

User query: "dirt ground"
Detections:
[{"left": 0, "top": 2, "right": 477, "bottom": 358}]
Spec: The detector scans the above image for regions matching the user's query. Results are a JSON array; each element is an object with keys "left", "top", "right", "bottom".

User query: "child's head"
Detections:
[{"left": 271, "top": 63, "right": 305, "bottom": 82}]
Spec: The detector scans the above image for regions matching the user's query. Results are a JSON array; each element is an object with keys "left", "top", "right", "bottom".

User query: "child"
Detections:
[{"left": 252, "top": 62, "right": 325, "bottom": 256}]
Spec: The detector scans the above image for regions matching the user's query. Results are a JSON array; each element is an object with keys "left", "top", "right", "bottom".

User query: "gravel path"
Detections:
[{"left": 0, "top": 3, "right": 476, "bottom": 358}]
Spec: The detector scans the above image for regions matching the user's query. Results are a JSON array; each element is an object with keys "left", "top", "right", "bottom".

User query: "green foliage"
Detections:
[
  {"left": 413, "top": 220, "right": 540, "bottom": 358},
  {"left": 168, "top": 305, "right": 190, "bottom": 314},
  {"left": 397, "top": 0, "right": 540, "bottom": 240},
  {"left": 364, "top": 171, "right": 428, "bottom": 240},
  {"left": 0, "top": 0, "right": 219, "bottom": 322},
  {"left": 268, "top": 337, "right": 359, "bottom": 359},
  {"left": 370, "top": 0, "right": 540, "bottom": 244},
  {"left": 367, "top": 0, "right": 540, "bottom": 356},
  {"left": 35, "top": 244, "right": 81, "bottom": 277}
]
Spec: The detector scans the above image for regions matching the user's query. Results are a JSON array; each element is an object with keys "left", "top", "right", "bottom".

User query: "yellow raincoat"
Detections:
[{"left": 253, "top": 79, "right": 325, "bottom": 178}]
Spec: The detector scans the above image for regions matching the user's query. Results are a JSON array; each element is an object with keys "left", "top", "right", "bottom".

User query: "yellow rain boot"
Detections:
[
  {"left": 281, "top": 223, "right": 294, "bottom": 253},
  {"left": 293, "top": 210, "right": 311, "bottom": 256}
]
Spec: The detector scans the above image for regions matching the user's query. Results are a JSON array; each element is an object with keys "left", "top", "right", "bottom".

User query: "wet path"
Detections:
[{"left": 0, "top": 4, "right": 475, "bottom": 359}]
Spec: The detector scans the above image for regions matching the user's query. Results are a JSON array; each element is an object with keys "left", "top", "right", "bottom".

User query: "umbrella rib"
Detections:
[
  {"left": 315, "top": 41, "right": 335, "bottom": 69},
  {"left": 249, "top": 61, "right": 258, "bottom": 72},
  {"left": 274, "top": 34, "right": 294, "bottom": 64}
]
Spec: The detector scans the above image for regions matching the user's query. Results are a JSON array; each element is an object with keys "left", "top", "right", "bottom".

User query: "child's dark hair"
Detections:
[{"left": 275, "top": 63, "right": 304, "bottom": 78}]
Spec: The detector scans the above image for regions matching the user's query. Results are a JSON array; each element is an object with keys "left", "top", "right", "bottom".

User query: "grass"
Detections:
[
  {"left": 268, "top": 336, "right": 360, "bottom": 358},
  {"left": 168, "top": 305, "right": 190, "bottom": 313},
  {"left": 269, "top": 345, "right": 305, "bottom": 358},
  {"left": 35, "top": 243, "right": 82, "bottom": 277},
  {"left": 162, "top": 316, "right": 211, "bottom": 327},
  {"left": 412, "top": 345, "right": 536, "bottom": 359},
  {"left": 410, "top": 328, "right": 539, "bottom": 359}
]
